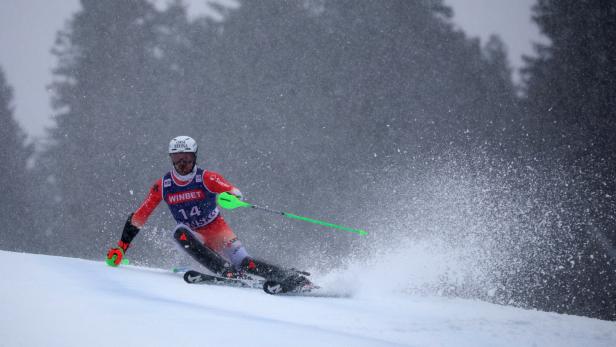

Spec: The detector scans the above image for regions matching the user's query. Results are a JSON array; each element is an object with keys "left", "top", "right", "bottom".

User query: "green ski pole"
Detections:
[{"left": 217, "top": 192, "right": 368, "bottom": 236}]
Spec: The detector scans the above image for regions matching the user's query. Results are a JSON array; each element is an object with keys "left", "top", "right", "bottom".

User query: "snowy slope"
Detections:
[{"left": 0, "top": 250, "right": 614, "bottom": 347}]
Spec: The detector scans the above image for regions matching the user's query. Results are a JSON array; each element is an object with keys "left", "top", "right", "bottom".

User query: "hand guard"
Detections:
[{"left": 106, "top": 240, "right": 130, "bottom": 267}]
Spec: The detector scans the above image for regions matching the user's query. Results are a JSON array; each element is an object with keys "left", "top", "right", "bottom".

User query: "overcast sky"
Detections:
[{"left": 0, "top": 0, "right": 544, "bottom": 140}]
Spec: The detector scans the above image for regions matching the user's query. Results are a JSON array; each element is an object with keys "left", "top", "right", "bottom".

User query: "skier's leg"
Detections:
[
  {"left": 196, "top": 217, "right": 294, "bottom": 274},
  {"left": 172, "top": 224, "right": 232, "bottom": 275},
  {"left": 195, "top": 217, "right": 290, "bottom": 279},
  {"left": 195, "top": 215, "right": 249, "bottom": 271},
  {"left": 195, "top": 216, "right": 312, "bottom": 291}
]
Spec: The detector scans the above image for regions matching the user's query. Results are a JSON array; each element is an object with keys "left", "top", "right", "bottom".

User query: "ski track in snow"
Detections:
[{"left": 0, "top": 250, "right": 615, "bottom": 347}]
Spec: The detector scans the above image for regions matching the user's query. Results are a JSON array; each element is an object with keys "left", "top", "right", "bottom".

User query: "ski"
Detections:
[
  {"left": 182, "top": 269, "right": 321, "bottom": 295},
  {"left": 183, "top": 270, "right": 264, "bottom": 289}
]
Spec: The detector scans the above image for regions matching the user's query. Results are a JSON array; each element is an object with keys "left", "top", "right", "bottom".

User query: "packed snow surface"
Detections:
[{"left": 0, "top": 250, "right": 614, "bottom": 347}]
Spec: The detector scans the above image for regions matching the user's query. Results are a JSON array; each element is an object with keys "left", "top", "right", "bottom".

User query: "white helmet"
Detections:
[{"left": 168, "top": 136, "right": 198, "bottom": 154}]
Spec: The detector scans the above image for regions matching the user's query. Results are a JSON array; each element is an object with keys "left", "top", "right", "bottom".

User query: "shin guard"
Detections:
[{"left": 173, "top": 226, "right": 231, "bottom": 275}]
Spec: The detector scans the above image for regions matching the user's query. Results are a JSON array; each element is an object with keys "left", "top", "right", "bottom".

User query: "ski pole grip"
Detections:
[{"left": 217, "top": 192, "right": 252, "bottom": 209}]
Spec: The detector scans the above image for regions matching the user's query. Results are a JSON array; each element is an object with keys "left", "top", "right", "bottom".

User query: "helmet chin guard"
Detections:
[{"left": 169, "top": 136, "right": 198, "bottom": 154}]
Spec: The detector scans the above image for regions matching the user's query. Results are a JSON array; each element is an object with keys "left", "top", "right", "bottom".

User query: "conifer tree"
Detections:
[
  {"left": 42, "top": 0, "right": 167, "bottom": 257},
  {"left": 521, "top": 0, "right": 616, "bottom": 320},
  {"left": 0, "top": 67, "right": 34, "bottom": 251}
]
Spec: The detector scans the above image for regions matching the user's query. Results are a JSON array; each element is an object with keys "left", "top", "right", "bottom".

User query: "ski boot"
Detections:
[{"left": 220, "top": 268, "right": 251, "bottom": 280}]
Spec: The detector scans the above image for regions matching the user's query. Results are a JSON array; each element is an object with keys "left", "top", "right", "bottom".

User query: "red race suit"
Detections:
[{"left": 131, "top": 168, "right": 242, "bottom": 254}]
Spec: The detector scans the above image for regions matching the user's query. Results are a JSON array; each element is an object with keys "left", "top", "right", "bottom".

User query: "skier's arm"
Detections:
[
  {"left": 106, "top": 214, "right": 140, "bottom": 267},
  {"left": 203, "top": 171, "right": 242, "bottom": 197},
  {"left": 131, "top": 179, "right": 164, "bottom": 228},
  {"left": 106, "top": 180, "right": 163, "bottom": 266}
]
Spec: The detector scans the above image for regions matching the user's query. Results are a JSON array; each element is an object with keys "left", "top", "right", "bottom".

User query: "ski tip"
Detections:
[
  {"left": 184, "top": 271, "right": 203, "bottom": 284},
  {"left": 263, "top": 279, "right": 320, "bottom": 295}
]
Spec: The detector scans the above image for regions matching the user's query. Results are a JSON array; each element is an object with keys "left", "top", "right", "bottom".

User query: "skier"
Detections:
[{"left": 106, "top": 136, "right": 311, "bottom": 292}]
